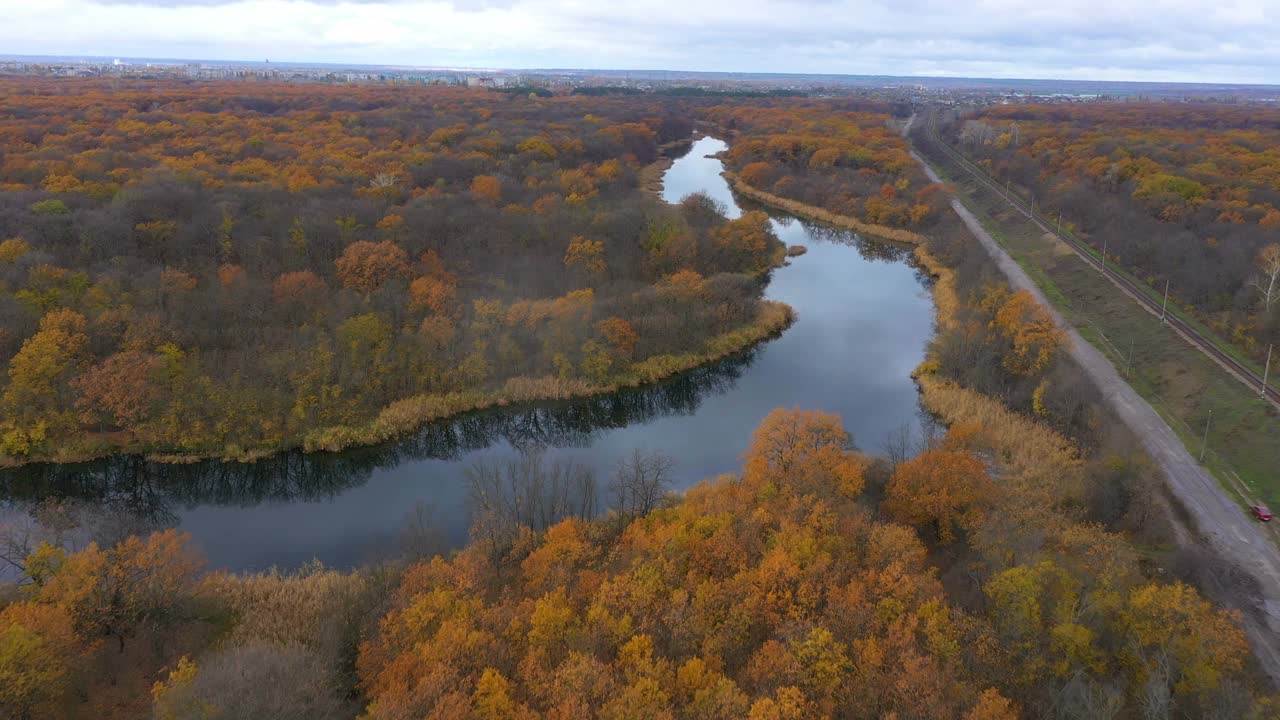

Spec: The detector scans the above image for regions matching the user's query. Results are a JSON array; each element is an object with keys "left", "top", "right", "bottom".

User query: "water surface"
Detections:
[{"left": 0, "top": 137, "right": 935, "bottom": 571}]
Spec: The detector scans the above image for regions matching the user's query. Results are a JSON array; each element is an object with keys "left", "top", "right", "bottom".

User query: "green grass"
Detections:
[
  {"left": 921, "top": 138, "right": 1280, "bottom": 513},
  {"left": 1052, "top": 213, "right": 1268, "bottom": 376},
  {"left": 941, "top": 137, "right": 1269, "bottom": 377}
]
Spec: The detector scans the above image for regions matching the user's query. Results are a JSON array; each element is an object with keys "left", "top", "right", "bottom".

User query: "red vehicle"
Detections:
[{"left": 1251, "top": 505, "right": 1274, "bottom": 522}]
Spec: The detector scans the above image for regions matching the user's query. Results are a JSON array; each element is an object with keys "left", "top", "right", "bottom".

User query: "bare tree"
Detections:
[
  {"left": 917, "top": 408, "right": 945, "bottom": 449},
  {"left": 152, "top": 642, "right": 353, "bottom": 720},
  {"left": 0, "top": 509, "right": 39, "bottom": 581},
  {"left": 466, "top": 449, "right": 598, "bottom": 561},
  {"left": 1200, "top": 679, "right": 1254, "bottom": 720},
  {"left": 369, "top": 172, "right": 399, "bottom": 189},
  {"left": 609, "top": 448, "right": 675, "bottom": 521},
  {"left": 0, "top": 498, "right": 92, "bottom": 582},
  {"left": 959, "top": 120, "right": 996, "bottom": 146},
  {"left": 1138, "top": 664, "right": 1172, "bottom": 720},
  {"left": 879, "top": 423, "right": 915, "bottom": 466},
  {"left": 398, "top": 501, "right": 446, "bottom": 561},
  {"left": 1055, "top": 673, "right": 1123, "bottom": 720},
  {"left": 1252, "top": 244, "right": 1280, "bottom": 313}
]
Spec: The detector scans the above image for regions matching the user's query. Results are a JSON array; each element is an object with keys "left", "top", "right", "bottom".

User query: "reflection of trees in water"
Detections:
[
  {"left": 0, "top": 345, "right": 761, "bottom": 522},
  {"left": 742, "top": 200, "right": 917, "bottom": 266},
  {"left": 466, "top": 448, "right": 599, "bottom": 563},
  {"left": 1, "top": 456, "right": 180, "bottom": 534},
  {"left": 346, "top": 344, "right": 755, "bottom": 466},
  {"left": 785, "top": 220, "right": 936, "bottom": 293},
  {"left": 795, "top": 222, "right": 916, "bottom": 264}
]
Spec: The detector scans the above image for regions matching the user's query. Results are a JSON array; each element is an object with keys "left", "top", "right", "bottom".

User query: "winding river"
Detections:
[{"left": 0, "top": 137, "right": 935, "bottom": 572}]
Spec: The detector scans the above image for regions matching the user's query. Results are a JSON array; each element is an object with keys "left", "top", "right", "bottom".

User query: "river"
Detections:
[{"left": 0, "top": 137, "right": 935, "bottom": 572}]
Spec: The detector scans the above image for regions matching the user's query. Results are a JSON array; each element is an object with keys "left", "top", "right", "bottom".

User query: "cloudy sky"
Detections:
[{"left": 1, "top": 0, "right": 1277, "bottom": 83}]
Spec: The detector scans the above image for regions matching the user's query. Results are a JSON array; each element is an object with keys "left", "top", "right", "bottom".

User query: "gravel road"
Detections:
[{"left": 912, "top": 146, "right": 1280, "bottom": 687}]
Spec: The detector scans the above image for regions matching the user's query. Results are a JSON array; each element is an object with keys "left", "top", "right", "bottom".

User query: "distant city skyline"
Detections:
[{"left": 1, "top": 0, "right": 1277, "bottom": 85}]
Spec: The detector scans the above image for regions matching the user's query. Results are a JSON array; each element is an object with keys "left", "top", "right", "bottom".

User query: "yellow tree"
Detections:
[
  {"left": 471, "top": 175, "right": 502, "bottom": 204},
  {"left": 217, "top": 263, "right": 245, "bottom": 289},
  {"left": 791, "top": 628, "right": 850, "bottom": 711},
  {"left": 982, "top": 560, "right": 1090, "bottom": 688},
  {"left": 272, "top": 270, "right": 326, "bottom": 308},
  {"left": 1, "top": 309, "right": 89, "bottom": 456},
  {"left": 596, "top": 317, "right": 638, "bottom": 359},
  {"left": 963, "top": 688, "right": 1021, "bottom": 720},
  {"left": 473, "top": 668, "right": 521, "bottom": 720},
  {"left": 991, "top": 290, "right": 1063, "bottom": 376},
  {"left": 743, "top": 408, "right": 865, "bottom": 498},
  {"left": 884, "top": 449, "right": 993, "bottom": 544},
  {"left": 335, "top": 240, "right": 410, "bottom": 296},
  {"left": 644, "top": 218, "right": 696, "bottom": 275},
  {"left": 564, "top": 236, "right": 607, "bottom": 279},
  {"left": 527, "top": 588, "right": 580, "bottom": 664},
  {"left": 713, "top": 210, "right": 775, "bottom": 272},
  {"left": 663, "top": 269, "right": 705, "bottom": 300},
  {"left": 376, "top": 213, "right": 406, "bottom": 241},
  {"left": 674, "top": 657, "right": 750, "bottom": 720},
  {"left": 409, "top": 275, "right": 458, "bottom": 316},
  {"left": 0, "top": 602, "right": 80, "bottom": 720},
  {"left": 1122, "top": 582, "right": 1247, "bottom": 697},
  {"left": 740, "top": 162, "right": 773, "bottom": 186},
  {"left": 0, "top": 237, "right": 31, "bottom": 263},
  {"left": 808, "top": 147, "right": 841, "bottom": 170},
  {"left": 37, "top": 529, "right": 203, "bottom": 653},
  {"left": 599, "top": 677, "right": 675, "bottom": 720}
]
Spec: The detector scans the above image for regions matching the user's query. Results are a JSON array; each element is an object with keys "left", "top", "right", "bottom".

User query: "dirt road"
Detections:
[{"left": 911, "top": 144, "right": 1280, "bottom": 687}]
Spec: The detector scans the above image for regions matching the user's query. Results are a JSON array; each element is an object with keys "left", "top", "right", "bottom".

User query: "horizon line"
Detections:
[{"left": 3, "top": 53, "right": 1279, "bottom": 90}]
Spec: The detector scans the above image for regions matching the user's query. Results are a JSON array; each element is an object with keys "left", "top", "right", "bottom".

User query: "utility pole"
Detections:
[
  {"left": 1200, "top": 409, "right": 1212, "bottom": 462},
  {"left": 1263, "top": 344, "right": 1274, "bottom": 400},
  {"left": 1161, "top": 279, "right": 1170, "bottom": 323},
  {"left": 1056, "top": 212, "right": 1062, "bottom": 234},
  {"left": 1101, "top": 237, "right": 1108, "bottom": 274},
  {"left": 1126, "top": 337, "right": 1135, "bottom": 377}
]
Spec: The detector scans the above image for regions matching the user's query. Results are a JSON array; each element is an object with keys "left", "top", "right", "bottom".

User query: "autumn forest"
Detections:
[
  {"left": 0, "top": 80, "right": 793, "bottom": 463},
  {"left": 944, "top": 103, "right": 1280, "bottom": 358},
  {"left": 1, "top": 77, "right": 1277, "bottom": 720}
]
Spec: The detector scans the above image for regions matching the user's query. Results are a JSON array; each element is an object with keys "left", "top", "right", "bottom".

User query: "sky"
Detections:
[{"left": 1, "top": 0, "right": 1278, "bottom": 84}]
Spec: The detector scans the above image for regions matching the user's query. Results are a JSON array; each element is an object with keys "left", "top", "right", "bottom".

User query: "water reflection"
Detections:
[{"left": 0, "top": 346, "right": 760, "bottom": 523}]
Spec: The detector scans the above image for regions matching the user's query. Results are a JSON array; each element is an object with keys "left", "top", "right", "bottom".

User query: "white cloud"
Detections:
[{"left": 0, "top": 0, "right": 1277, "bottom": 83}]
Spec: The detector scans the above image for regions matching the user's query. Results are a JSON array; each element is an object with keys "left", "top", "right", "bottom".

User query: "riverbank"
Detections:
[
  {"left": 0, "top": 132, "right": 794, "bottom": 470},
  {"left": 301, "top": 301, "right": 795, "bottom": 453},
  {"left": 0, "top": 302, "right": 794, "bottom": 468},
  {"left": 640, "top": 133, "right": 702, "bottom": 196},
  {"left": 716, "top": 168, "right": 959, "bottom": 331},
  {"left": 723, "top": 171, "right": 929, "bottom": 245},
  {"left": 711, "top": 161, "right": 973, "bottom": 445},
  {"left": 639, "top": 157, "right": 673, "bottom": 195}
]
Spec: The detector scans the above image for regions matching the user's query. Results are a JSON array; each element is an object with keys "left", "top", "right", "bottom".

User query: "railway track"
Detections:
[
  {"left": 920, "top": 114, "right": 1279, "bottom": 408},
  {"left": 909, "top": 123, "right": 1280, "bottom": 685}
]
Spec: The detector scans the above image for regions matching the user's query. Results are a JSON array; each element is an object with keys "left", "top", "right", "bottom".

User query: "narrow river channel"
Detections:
[{"left": 0, "top": 137, "right": 936, "bottom": 572}]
